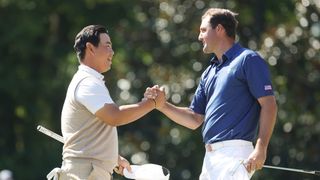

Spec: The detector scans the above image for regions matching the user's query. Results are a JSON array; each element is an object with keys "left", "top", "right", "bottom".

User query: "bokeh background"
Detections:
[{"left": 1, "top": 0, "right": 320, "bottom": 179}]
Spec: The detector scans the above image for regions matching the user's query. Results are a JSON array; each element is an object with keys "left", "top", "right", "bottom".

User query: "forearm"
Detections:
[
  {"left": 96, "top": 99, "right": 155, "bottom": 126},
  {"left": 256, "top": 96, "right": 278, "bottom": 150},
  {"left": 159, "top": 102, "right": 203, "bottom": 130},
  {"left": 116, "top": 100, "right": 155, "bottom": 125},
  {"left": 245, "top": 96, "right": 277, "bottom": 171}
]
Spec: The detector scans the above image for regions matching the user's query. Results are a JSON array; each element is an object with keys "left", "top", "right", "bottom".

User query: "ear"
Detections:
[
  {"left": 216, "top": 24, "right": 222, "bottom": 31},
  {"left": 216, "top": 24, "right": 226, "bottom": 35},
  {"left": 86, "top": 42, "right": 95, "bottom": 55}
]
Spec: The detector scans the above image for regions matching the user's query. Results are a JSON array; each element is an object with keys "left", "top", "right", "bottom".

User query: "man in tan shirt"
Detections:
[{"left": 48, "top": 25, "right": 164, "bottom": 180}]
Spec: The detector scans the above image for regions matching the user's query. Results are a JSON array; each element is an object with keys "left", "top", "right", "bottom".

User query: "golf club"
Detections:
[
  {"left": 263, "top": 165, "right": 320, "bottom": 176},
  {"left": 37, "top": 125, "right": 64, "bottom": 143},
  {"left": 37, "top": 125, "right": 319, "bottom": 176}
]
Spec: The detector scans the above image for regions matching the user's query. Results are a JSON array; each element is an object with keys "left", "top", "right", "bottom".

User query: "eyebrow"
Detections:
[{"left": 102, "top": 41, "right": 112, "bottom": 46}]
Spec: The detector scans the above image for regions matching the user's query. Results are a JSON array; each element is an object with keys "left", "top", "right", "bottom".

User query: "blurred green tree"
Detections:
[{"left": 0, "top": 0, "right": 319, "bottom": 179}]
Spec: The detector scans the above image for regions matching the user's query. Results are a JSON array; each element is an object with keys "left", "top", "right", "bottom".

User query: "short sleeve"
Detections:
[
  {"left": 244, "top": 54, "right": 274, "bottom": 98},
  {"left": 190, "top": 74, "right": 207, "bottom": 115},
  {"left": 75, "top": 77, "right": 114, "bottom": 114}
]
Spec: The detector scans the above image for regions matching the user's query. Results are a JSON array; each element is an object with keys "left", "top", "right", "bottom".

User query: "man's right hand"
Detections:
[
  {"left": 154, "top": 86, "right": 166, "bottom": 110},
  {"left": 144, "top": 85, "right": 166, "bottom": 110}
]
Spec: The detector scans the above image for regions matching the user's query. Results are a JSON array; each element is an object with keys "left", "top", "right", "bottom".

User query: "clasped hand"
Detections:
[{"left": 143, "top": 85, "right": 166, "bottom": 109}]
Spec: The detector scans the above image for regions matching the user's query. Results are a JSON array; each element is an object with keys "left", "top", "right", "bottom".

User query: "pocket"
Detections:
[
  {"left": 242, "top": 164, "right": 255, "bottom": 179},
  {"left": 228, "top": 160, "right": 251, "bottom": 180},
  {"left": 61, "top": 162, "right": 93, "bottom": 180},
  {"left": 88, "top": 164, "right": 111, "bottom": 180},
  {"left": 240, "top": 163, "right": 251, "bottom": 178}
]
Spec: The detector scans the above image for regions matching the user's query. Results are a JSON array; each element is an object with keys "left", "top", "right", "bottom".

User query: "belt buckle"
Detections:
[{"left": 205, "top": 144, "right": 213, "bottom": 152}]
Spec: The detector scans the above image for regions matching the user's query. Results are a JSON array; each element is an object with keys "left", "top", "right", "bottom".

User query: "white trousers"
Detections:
[{"left": 199, "top": 140, "right": 255, "bottom": 180}]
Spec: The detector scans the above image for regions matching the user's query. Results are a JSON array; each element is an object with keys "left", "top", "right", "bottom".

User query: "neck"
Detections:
[
  {"left": 214, "top": 38, "right": 235, "bottom": 60},
  {"left": 81, "top": 58, "right": 100, "bottom": 73}
]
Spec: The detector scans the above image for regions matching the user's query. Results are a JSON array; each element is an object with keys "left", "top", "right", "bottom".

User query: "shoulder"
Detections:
[
  {"left": 73, "top": 70, "right": 102, "bottom": 85},
  {"left": 72, "top": 72, "right": 106, "bottom": 94},
  {"left": 233, "top": 48, "right": 265, "bottom": 68},
  {"left": 241, "top": 48, "right": 263, "bottom": 61}
]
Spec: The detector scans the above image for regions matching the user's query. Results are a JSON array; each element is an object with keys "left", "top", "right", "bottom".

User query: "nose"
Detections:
[{"left": 198, "top": 33, "right": 202, "bottom": 41}]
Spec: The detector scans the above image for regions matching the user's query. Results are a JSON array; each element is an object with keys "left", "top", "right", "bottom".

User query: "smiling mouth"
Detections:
[{"left": 202, "top": 43, "right": 206, "bottom": 48}]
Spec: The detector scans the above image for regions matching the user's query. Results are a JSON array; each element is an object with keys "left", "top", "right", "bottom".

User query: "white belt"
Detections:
[{"left": 205, "top": 139, "right": 252, "bottom": 152}]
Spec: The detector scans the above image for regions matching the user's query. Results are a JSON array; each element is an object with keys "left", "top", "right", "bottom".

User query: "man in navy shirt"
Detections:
[{"left": 146, "top": 8, "right": 277, "bottom": 179}]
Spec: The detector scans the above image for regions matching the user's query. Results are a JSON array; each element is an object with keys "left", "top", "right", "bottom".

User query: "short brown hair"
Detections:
[
  {"left": 74, "top": 25, "right": 108, "bottom": 61},
  {"left": 202, "top": 8, "right": 238, "bottom": 39}
]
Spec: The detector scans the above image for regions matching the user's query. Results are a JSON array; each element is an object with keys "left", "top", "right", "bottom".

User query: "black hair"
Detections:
[
  {"left": 203, "top": 8, "right": 238, "bottom": 39},
  {"left": 73, "top": 25, "right": 108, "bottom": 61}
]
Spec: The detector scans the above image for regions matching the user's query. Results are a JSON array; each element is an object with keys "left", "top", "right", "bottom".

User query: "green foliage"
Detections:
[{"left": 1, "top": 0, "right": 319, "bottom": 179}]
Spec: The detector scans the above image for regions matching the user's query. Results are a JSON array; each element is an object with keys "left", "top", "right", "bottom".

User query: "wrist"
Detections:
[
  {"left": 151, "top": 99, "right": 157, "bottom": 108},
  {"left": 255, "top": 139, "right": 268, "bottom": 151},
  {"left": 145, "top": 98, "right": 156, "bottom": 109},
  {"left": 156, "top": 101, "right": 167, "bottom": 111}
]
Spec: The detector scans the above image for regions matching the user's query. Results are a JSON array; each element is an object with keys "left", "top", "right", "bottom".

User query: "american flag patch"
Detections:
[{"left": 264, "top": 85, "right": 272, "bottom": 90}]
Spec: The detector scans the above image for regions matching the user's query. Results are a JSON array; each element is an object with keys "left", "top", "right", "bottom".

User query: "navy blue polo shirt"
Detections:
[{"left": 190, "top": 43, "right": 274, "bottom": 144}]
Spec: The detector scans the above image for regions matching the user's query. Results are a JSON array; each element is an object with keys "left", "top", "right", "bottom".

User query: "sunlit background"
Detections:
[{"left": 0, "top": 0, "right": 319, "bottom": 179}]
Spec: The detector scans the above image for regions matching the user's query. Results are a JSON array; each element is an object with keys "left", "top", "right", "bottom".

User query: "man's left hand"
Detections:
[
  {"left": 114, "top": 155, "right": 131, "bottom": 175},
  {"left": 244, "top": 146, "right": 267, "bottom": 173}
]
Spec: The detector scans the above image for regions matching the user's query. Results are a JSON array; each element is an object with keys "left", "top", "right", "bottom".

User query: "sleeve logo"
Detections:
[{"left": 264, "top": 85, "right": 272, "bottom": 90}]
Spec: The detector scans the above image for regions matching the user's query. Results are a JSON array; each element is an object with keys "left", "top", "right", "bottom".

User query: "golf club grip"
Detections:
[{"left": 37, "top": 125, "right": 64, "bottom": 143}]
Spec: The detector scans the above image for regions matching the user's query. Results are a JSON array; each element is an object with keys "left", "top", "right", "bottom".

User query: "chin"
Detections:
[
  {"left": 203, "top": 49, "right": 210, "bottom": 54},
  {"left": 100, "top": 68, "right": 110, "bottom": 73},
  {"left": 203, "top": 47, "right": 214, "bottom": 54}
]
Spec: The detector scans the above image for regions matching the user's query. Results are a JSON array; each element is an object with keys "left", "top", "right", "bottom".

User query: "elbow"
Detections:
[
  {"left": 274, "top": 103, "right": 278, "bottom": 121},
  {"left": 272, "top": 97, "right": 278, "bottom": 114},
  {"left": 96, "top": 109, "right": 122, "bottom": 126},
  {"left": 95, "top": 104, "right": 126, "bottom": 126},
  {"left": 187, "top": 112, "right": 204, "bottom": 130},
  {"left": 189, "top": 126, "right": 199, "bottom": 130},
  {"left": 188, "top": 121, "right": 202, "bottom": 130},
  {"left": 107, "top": 119, "right": 119, "bottom": 126},
  {"left": 100, "top": 116, "right": 118, "bottom": 126}
]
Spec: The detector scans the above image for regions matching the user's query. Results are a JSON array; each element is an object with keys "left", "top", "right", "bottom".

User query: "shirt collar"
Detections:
[
  {"left": 224, "top": 42, "right": 242, "bottom": 60},
  {"left": 210, "top": 54, "right": 227, "bottom": 66},
  {"left": 210, "top": 43, "right": 242, "bottom": 66},
  {"left": 78, "top": 64, "right": 104, "bottom": 80}
]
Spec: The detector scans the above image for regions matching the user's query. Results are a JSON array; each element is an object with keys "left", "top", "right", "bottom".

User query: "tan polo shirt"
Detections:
[{"left": 61, "top": 64, "right": 118, "bottom": 173}]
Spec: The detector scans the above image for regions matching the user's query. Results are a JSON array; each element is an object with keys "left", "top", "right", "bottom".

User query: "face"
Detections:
[
  {"left": 93, "top": 33, "right": 114, "bottom": 73},
  {"left": 198, "top": 16, "right": 218, "bottom": 54}
]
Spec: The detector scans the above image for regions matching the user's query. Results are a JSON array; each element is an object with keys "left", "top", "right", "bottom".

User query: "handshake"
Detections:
[{"left": 143, "top": 85, "right": 167, "bottom": 110}]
